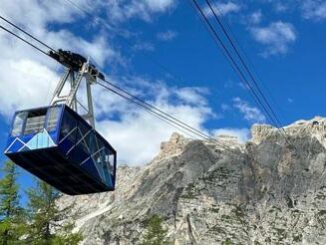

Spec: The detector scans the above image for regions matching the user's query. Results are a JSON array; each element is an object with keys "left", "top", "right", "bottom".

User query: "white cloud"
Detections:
[
  {"left": 157, "top": 30, "right": 178, "bottom": 41},
  {"left": 204, "top": 2, "right": 241, "bottom": 17},
  {"left": 301, "top": 0, "right": 326, "bottom": 20},
  {"left": 250, "top": 21, "right": 296, "bottom": 56},
  {"left": 0, "top": 0, "right": 174, "bottom": 113},
  {"left": 132, "top": 42, "right": 155, "bottom": 52},
  {"left": 103, "top": 0, "right": 176, "bottom": 22},
  {"left": 274, "top": 2, "right": 289, "bottom": 13},
  {"left": 221, "top": 103, "right": 231, "bottom": 111},
  {"left": 213, "top": 128, "right": 250, "bottom": 143},
  {"left": 259, "top": 0, "right": 326, "bottom": 21},
  {"left": 0, "top": 59, "right": 59, "bottom": 116},
  {"left": 233, "top": 97, "right": 266, "bottom": 123},
  {"left": 94, "top": 81, "right": 214, "bottom": 165},
  {"left": 249, "top": 10, "right": 263, "bottom": 24},
  {"left": 0, "top": 0, "right": 81, "bottom": 28},
  {"left": 175, "top": 87, "right": 209, "bottom": 106},
  {"left": 145, "top": 0, "right": 175, "bottom": 12}
]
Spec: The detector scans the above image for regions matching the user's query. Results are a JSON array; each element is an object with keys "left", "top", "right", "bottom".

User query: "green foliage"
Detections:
[
  {"left": 0, "top": 161, "right": 82, "bottom": 244},
  {"left": 182, "top": 183, "right": 196, "bottom": 199},
  {"left": 0, "top": 161, "right": 26, "bottom": 244},
  {"left": 222, "top": 238, "right": 232, "bottom": 245},
  {"left": 50, "top": 222, "right": 83, "bottom": 245},
  {"left": 25, "top": 181, "right": 83, "bottom": 245},
  {"left": 141, "top": 214, "right": 169, "bottom": 245}
]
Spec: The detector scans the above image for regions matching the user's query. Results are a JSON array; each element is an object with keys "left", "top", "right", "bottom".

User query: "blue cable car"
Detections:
[{"left": 4, "top": 104, "right": 116, "bottom": 195}]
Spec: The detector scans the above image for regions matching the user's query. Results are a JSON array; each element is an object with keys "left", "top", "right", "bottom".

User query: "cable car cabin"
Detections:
[{"left": 4, "top": 104, "right": 116, "bottom": 195}]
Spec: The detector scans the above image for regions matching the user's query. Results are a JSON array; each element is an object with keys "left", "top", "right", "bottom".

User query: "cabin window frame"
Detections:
[
  {"left": 11, "top": 111, "right": 28, "bottom": 137},
  {"left": 24, "top": 110, "right": 47, "bottom": 135},
  {"left": 60, "top": 110, "right": 77, "bottom": 143},
  {"left": 46, "top": 106, "right": 60, "bottom": 132}
]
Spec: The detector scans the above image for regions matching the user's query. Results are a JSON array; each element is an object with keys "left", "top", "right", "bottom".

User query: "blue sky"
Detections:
[{"left": 1, "top": 0, "right": 326, "bottom": 197}]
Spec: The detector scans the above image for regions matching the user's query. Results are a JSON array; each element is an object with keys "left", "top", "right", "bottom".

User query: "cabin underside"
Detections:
[{"left": 6, "top": 147, "right": 114, "bottom": 195}]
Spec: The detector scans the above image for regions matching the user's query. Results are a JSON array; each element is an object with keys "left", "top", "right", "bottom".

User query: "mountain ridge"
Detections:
[{"left": 58, "top": 116, "right": 326, "bottom": 244}]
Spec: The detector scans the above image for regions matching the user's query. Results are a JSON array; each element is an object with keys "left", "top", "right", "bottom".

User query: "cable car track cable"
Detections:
[
  {"left": 204, "top": 2, "right": 286, "bottom": 127},
  {"left": 96, "top": 81, "right": 214, "bottom": 141},
  {"left": 0, "top": 24, "right": 50, "bottom": 57},
  {"left": 204, "top": 0, "right": 286, "bottom": 134},
  {"left": 189, "top": 0, "right": 293, "bottom": 146},
  {"left": 189, "top": 0, "right": 277, "bottom": 127},
  {"left": 204, "top": 0, "right": 281, "bottom": 125},
  {"left": 61, "top": 0, "right": 198, "bottom": 87},
  {"left": 0, "top": 15, "right": 56, "bottom": 52},
  {"left": 97, "top": 79, "right": 241, "bottom": 149},
  {"left": 97, "top": 78, "right": 214, "bottom": 141}
]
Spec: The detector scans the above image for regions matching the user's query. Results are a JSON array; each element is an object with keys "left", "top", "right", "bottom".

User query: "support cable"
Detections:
[
  {"left": 98, "top": 78, "right": 213, "bottom": 141},
  {"left": 96, "top": 81, "right": 209, "bottom": 140},
  {"left": 97, "top": 80, "right": 212, "bottom": 141},
  {"left": 204, "top": 0, "right": 284, "bottom": 131},
  {"left": 189, "top": 0, "right": 277, "bottom": 127},
  {"left": 0, "top": 15, "right": 56, "bottom": 52},
  {"left": 61, "top": 0, "right": 196, "bottom": 86},
  {"left": 189, "top": 0, "right": 293, "bottom": 144},
  {"left": 205, "top": 3, "right": 286, "bottom": 126},
  {"left": 0, "top": 24, "right": 50, "bottom": 57},
  {"left": 96, "top": 80, "right": 242, "bottom": 152}
]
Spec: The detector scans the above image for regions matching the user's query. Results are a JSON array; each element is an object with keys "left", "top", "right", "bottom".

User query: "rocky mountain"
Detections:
[{"left": 58, "top": 117, "right": 326, "bottom": 244}]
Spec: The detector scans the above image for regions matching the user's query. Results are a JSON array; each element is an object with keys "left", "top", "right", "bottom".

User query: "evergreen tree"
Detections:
[
  {"left": 26, "top": 180, "right": 82, "bottom": 245},
  {"left": 0, "top": 161, "right": 25, "bottom": 245},
  {"left": 141, "top": 214, "right": 169, "bottom": 245}
]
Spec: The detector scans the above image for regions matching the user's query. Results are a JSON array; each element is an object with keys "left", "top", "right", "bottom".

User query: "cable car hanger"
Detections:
[{"left": 49, "top": 49, "right": 105, "bottom": 128}]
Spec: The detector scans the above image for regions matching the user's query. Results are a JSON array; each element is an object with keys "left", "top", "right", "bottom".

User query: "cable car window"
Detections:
[
  {"left": 47, "top": 107, "right": 60, "bottom": 132},
  {"left": 78, "top": 122, "right": 90, "bottom": 153},
  {"left": 97, "top": 138, "right": 104, "bottom": 154},
  {"left": 104, "top": 149, "right": 114, "bottom": 175},
  {"left": 24, "top": 113, "right": 46, "bottom": 135},
  {"left": 94, "top": 150, "right": 106, "bottom": 182},
  {"left": 109, "top": 154, "right": 114, "bottom": 175},
  {"left": 12, "top": 112, "right": 27, "bottom": 136},
  {"left": 86, "top": 132, "right": 98, "bottom": 154},
  {"left": 60, "top": 112, "right": 76, "bottom": 141}
]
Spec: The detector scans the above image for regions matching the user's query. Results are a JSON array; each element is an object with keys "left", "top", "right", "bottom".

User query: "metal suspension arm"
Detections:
[{"left": 49, "top": 50, "right": 105, "bottom": 128}]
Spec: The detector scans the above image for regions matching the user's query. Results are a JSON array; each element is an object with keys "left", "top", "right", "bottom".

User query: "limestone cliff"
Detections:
[{"left": 58, "top": 117, "right": 326, "bottom": 244}]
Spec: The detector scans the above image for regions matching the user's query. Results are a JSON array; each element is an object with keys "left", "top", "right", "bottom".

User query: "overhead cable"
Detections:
[
  {"left": 0, "top": 15, "right": 55, "bottom": 52},
  {"left": 204, "top": 0, "right": 284, "bottom": 130},
  {"left": 0, "top": 24, "right": 50, "bottom": 57},
  {"left": 189, "top": 0, "right": 294, "bottom": 147}
]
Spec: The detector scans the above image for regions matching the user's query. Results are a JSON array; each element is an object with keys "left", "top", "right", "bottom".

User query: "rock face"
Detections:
[{"left": 59, "top": 117, "right": 326, "bottom": 244}]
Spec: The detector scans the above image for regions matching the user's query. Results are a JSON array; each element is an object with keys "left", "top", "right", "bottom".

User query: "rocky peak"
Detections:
[
  {"left": 215, "top": 134, "right": 244, "bottom": 150},
  {"left": 250, "top": 124, "right": 277, "bottom": 144},
  {"left": 287, "top": 116, "right": 326, "bottom": 138},
  {"left": 154, "top": 132, "right": 190, "bottom": 162},
  {"left": 251, "top": 116, "right": 326, "bottom": 145},
  {"left": 59, "top": 117, "right": 326, "bottom": 244}
]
